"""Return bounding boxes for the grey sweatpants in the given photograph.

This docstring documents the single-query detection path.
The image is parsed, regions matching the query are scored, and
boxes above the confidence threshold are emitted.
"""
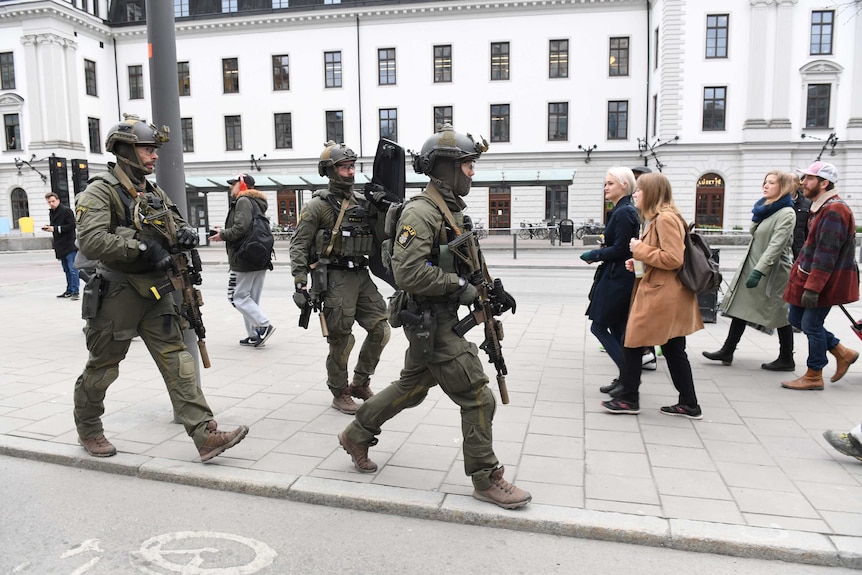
[228,269,270,338]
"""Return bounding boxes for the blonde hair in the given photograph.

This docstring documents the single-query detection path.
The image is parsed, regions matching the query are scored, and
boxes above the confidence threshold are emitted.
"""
[606,167,637,196]
[763,170,795,204]
[634,172,683,222]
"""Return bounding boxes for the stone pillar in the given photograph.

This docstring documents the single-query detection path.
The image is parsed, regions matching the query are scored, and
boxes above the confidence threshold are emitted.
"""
[743,0,772,131]
[768,0,797,130]
[846,2,862,138]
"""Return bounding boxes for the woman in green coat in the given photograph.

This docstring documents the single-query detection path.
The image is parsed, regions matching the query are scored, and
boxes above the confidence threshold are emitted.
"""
[703,171,797,370]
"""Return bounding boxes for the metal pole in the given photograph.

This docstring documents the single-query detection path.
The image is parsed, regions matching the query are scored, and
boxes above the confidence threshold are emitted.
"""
[146,2,203,420]
[512,232,517,260]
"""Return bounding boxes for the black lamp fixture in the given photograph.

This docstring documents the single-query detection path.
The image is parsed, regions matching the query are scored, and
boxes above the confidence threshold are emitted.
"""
[636,136,679,172]
[801,132,839,161]
[14,154,48,183]
[250,153,267,172]
[577,144,597,163]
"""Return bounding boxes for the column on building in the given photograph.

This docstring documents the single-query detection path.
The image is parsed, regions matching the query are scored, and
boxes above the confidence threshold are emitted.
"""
[743,0,771,131]
[767,0,797,131]
[846,1,862,138]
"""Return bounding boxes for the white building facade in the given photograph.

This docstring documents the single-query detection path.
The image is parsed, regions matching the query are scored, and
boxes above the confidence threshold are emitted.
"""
[0,0,859,235]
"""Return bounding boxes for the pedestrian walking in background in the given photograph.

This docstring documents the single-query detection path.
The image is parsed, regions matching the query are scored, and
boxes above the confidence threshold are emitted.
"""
[581,167,639,396]
[781,162,860,390]
[43,192,80,300]
[702,171,797,371]
[337,125,530,510]
[210,174,276,348]
[289,141,390,414]
[601,172,704,419]
[73,114,248,461]
[790,173,812,260]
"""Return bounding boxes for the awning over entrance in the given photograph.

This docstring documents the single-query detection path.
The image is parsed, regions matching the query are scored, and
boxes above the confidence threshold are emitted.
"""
[180,168,576,192]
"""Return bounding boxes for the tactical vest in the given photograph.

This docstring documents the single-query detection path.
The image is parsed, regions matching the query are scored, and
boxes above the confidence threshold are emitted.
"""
[314,193,375,263]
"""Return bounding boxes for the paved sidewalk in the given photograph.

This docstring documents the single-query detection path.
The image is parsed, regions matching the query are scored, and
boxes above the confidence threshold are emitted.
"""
[1,247,861,568]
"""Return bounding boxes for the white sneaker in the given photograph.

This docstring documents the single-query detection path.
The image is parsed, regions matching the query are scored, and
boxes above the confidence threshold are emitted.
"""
[642,351,657,370]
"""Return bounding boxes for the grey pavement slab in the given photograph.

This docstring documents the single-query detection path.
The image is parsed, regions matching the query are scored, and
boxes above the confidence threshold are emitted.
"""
[1,247,861,568]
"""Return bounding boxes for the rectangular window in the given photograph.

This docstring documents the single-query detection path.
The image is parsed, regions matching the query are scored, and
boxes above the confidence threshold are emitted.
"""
[0,52,15,90]
[433,45,452,83]
[654,27,659,70]
[607,100,628,140]
[490,42,510,81]
[379,108,397,141]
[548,102,568,141]
[4,113,21,150]
[87,117,100,153]
[378,48,396,85]
[225,115,242,150]
[181,117,194,153]
[126,1,143,22]
[806,84,831,128]
[274,113,293,149]
[609,37,629,76]
[84,59,97,96]
[652,94,658,137]
[222,58,239,94]
[273,54,289,91]
[434,106,453,130]
[178,61,190,96]
[324,51,342,88]
[174,0,189,17]
[549,39,568,79]
[128,65,144,99]
[273,0,289,7]
[810,10,834,55]
[702,86,727,131]
[705,14,729,58]
[326,110,344,143]
[490,104,510,143]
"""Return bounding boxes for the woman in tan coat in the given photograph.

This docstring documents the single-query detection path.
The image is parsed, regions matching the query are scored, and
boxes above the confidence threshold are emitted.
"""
[602,173,705,418]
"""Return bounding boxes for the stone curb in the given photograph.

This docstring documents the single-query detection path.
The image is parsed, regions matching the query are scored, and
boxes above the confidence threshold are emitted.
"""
[2,435,858,569]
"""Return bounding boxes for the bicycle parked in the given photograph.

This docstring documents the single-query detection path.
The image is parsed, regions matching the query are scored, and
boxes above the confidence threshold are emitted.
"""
[518,221,549,240]
[574,220,605,240]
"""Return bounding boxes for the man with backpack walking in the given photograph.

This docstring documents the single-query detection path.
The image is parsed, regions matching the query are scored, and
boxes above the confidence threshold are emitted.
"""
[211,173,276,348]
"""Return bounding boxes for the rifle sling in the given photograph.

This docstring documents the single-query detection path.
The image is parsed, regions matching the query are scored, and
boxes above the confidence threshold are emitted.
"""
[324,198,351,257]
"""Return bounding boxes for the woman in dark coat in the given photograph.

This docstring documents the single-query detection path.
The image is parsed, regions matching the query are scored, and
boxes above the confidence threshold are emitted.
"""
[581,167,640,392]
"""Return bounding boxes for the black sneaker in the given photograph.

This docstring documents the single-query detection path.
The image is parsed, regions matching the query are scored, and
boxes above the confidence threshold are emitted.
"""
[69,293,80,301]
[254,325,275,348]
[601,399,640,414]
[599,379,619,394]
[57,292,71,298]
[660,403,703,419]
[239,337,259,347]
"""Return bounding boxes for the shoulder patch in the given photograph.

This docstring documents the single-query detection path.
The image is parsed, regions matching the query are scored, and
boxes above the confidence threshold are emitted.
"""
[395,225,416,249]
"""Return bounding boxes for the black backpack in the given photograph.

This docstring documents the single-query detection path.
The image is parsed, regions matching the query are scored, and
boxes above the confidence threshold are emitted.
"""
[235,199,274,270]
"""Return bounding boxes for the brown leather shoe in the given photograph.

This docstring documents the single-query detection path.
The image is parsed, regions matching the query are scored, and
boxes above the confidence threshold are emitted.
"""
[331,387,359,414]
[829,343,859,382]
[348,377,375,401]
[199,424,249,462]
[781,368,824,390]
[472,466,532,510]
[79,434,117,457]
[337,431,377,473]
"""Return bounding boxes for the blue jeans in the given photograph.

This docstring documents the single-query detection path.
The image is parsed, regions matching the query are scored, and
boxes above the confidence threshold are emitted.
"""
[788,304,839,370]
[590,321,626,369]
[61,251,80,295]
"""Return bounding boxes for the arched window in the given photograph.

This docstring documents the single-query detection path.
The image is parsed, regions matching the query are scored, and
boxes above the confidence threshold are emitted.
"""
[695,173,724,230]
[11,188,29,228]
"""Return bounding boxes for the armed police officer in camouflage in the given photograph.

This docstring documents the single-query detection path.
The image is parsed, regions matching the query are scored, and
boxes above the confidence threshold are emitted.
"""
[73,114,248,462]
[338,125,530,510]
[290,141,391,414]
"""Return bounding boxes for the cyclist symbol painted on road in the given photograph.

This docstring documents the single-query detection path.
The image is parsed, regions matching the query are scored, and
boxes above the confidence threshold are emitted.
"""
[130,531,276,574]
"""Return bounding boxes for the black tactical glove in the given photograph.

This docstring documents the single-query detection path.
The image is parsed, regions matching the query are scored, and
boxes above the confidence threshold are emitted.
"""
[138,240,172,271]
[363,183,391,211]
[177,226,199,250]
[490,278,517,315]
[293,282,310,309]
[452,278,478,306]
[801,289,820,308]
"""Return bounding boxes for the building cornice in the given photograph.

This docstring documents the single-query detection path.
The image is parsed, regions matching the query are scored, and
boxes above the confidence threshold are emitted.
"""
[0,1,111,39]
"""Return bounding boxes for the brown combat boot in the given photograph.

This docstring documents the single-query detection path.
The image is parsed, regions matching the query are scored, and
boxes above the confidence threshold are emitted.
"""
[331,387,359,414]
[337,431,377,473]
[198,424,249,462]
[79,434,117,457]
[472,466,532,510]
[781,368,824,391]
[348,376,375,401]
[829,343,859,382]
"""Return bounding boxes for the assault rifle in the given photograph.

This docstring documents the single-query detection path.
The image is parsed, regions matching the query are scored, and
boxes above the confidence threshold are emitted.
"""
[135,197,211,368]
[450,231,514,405]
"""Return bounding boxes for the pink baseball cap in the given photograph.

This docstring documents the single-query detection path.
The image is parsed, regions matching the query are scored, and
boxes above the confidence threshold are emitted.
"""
[797,161,838,184]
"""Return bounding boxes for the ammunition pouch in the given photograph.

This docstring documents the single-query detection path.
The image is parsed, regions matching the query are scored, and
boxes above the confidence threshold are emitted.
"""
[387,289,409,328]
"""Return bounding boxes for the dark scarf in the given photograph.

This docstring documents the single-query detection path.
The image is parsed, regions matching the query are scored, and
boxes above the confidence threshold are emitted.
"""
[751,194,793,223]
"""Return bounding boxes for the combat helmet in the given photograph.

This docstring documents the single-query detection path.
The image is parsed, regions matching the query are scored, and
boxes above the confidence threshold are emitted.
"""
[413,124,488,196]
[105,113,170,178]
[318,140,358,190]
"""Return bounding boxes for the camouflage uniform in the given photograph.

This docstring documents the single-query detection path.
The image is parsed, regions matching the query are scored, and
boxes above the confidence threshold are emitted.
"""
[73,165,214,450]
[290,184,391,404]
